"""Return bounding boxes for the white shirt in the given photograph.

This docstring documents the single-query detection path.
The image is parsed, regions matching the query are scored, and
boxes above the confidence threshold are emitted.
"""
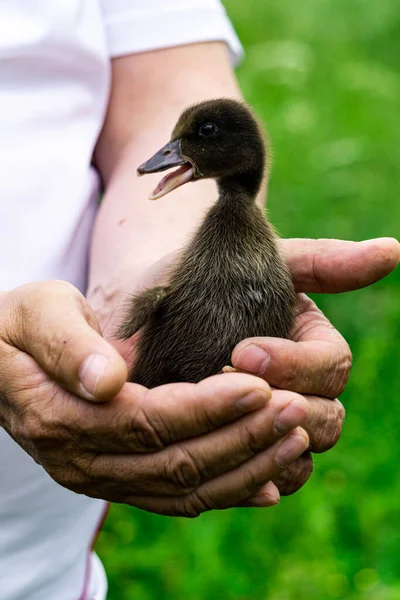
[0,1,240,599]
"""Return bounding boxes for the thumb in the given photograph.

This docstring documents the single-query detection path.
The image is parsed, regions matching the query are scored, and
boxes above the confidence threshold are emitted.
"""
[2,281,128,402]
[281,237,400,293]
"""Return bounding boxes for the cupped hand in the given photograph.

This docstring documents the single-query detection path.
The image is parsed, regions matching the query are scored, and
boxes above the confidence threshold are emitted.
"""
[0,280,311,515]
[231,237,400,496]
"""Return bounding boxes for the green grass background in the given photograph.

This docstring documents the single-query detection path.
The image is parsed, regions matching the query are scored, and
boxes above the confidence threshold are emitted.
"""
[96,1,400,598]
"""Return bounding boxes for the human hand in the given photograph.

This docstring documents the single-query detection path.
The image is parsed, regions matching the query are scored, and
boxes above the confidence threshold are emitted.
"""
[230,237,400,496]
[0,280,312,515]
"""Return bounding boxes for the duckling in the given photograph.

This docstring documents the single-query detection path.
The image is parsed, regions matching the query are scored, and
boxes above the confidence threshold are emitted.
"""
[118,99,297,388]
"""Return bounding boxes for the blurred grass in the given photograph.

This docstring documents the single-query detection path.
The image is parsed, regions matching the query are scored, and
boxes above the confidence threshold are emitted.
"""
[96,1,400,598]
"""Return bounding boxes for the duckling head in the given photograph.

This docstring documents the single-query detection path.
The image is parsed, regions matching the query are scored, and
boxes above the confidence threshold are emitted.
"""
[137,98,266,200]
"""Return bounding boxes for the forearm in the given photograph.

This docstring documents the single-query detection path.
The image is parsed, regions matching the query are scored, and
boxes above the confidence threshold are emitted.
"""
[88,43,263,332]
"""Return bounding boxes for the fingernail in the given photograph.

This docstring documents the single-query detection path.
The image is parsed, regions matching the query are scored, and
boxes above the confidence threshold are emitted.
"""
[236,389,269,413]
[275,432,309,468]
[248,494,280,507]
[361,237,388,244]
[249,488,280,507]
[79,354,110,399]
[274,399,308,435]
[234,344,270,375]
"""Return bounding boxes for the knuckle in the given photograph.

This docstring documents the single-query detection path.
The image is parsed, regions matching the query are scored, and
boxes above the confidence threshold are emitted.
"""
[164,446,202,493]
[243,423,265,456]
[331,349,352,397]
[300,343,352,399]
[274,453,314,496]
[22,414,44,442]
[178,491,211,518]
[41,280,81,300]
[199,404,219,432]
[22,442,87,493]
[9,280,84,354]
[58,453,108,494]
[311,400,345,453]
[176,503,201,519]
[242,464,268,493]
[130,407,166,452]
[16,281,76,313]
[17,399,72,451]
[51,464,86,492]
[22,412,62,448]
[71,453,97,480]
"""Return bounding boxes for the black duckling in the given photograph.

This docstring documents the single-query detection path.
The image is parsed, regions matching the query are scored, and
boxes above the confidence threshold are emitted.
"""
[118,98,297,388]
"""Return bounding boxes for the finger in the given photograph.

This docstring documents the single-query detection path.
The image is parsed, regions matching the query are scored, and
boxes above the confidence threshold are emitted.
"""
[271,397,345,493]
[281,237,400,293]
[46,373,272,454]
[272,452,314,496]
[231,296,352,397]
[3,281,127,402]
[238,481,281,507]
[78,390,309,495]
[118,428,309,516]
[303,396,345,453]
[141,373,272,446]
[270,397,345,498]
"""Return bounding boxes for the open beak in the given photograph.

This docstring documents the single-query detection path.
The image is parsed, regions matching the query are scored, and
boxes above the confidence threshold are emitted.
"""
[137,140,195,200]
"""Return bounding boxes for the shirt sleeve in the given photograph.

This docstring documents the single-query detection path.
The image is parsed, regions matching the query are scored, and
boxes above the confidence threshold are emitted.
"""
[99,0,243,65]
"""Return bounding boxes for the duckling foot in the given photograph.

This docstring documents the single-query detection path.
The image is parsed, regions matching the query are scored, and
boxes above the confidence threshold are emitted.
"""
[222,365,237,374]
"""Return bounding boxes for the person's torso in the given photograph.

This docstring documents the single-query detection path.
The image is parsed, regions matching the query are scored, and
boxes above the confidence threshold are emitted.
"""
[0,2,110,598]
[0,0,109,291]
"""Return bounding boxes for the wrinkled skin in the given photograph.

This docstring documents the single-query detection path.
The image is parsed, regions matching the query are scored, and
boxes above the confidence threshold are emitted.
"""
[0,238,397,516]
[0,281,309,515]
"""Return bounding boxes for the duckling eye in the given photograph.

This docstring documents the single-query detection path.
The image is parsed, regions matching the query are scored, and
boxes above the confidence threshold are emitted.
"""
[199,123,217,137]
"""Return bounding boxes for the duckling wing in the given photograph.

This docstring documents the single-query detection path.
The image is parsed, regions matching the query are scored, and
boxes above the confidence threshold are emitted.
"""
[117,285,168,339]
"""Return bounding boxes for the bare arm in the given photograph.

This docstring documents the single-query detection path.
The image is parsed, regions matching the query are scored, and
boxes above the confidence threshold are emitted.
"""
[89,42,245,331]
